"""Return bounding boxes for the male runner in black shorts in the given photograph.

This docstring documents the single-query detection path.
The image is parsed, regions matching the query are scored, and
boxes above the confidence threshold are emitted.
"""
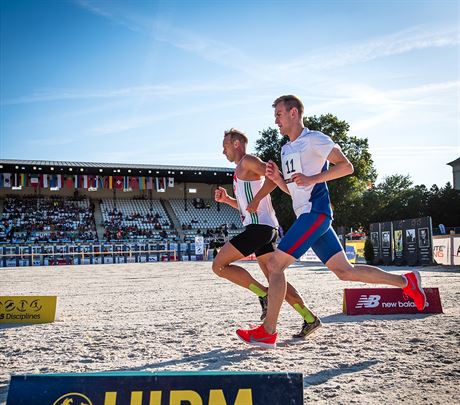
[212,128,321,338]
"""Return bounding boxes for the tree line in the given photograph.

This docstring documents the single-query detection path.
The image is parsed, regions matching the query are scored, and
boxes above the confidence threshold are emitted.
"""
[254,114,460,233]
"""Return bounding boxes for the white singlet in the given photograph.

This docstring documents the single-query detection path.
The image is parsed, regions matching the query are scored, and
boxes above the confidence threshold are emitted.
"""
[281,128,335,217]
[233,175,279,228]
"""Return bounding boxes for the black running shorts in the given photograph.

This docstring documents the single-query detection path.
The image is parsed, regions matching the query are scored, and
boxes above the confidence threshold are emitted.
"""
[230,224,278,258]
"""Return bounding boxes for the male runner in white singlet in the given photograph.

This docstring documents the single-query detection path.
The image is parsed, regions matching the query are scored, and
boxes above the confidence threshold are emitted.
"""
[212,128,321,338]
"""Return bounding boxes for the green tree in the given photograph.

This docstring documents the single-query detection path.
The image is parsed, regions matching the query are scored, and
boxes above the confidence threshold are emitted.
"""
[358,176,459,231]
[303,114,377,228]
[426,182,460,227]
[358,174,422,229]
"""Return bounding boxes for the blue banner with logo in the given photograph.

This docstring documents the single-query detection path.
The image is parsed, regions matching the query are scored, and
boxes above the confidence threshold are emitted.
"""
[7,371,303,405]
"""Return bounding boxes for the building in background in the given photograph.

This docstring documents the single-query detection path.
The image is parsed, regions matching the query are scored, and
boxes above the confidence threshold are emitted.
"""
[447,157,460,190]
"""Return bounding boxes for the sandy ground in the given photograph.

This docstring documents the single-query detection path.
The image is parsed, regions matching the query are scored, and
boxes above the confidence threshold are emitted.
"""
[1,261,459,404]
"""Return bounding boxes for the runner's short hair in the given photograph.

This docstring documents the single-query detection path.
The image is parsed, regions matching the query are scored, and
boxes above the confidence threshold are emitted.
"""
[272,95,304,116]
[224,128,248,145]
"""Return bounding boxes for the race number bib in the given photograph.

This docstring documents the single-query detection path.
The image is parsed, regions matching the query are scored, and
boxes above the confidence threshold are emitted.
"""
[281,152,302,182]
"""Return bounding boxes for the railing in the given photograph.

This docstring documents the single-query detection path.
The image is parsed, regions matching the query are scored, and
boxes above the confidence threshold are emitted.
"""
[0,249,179,267]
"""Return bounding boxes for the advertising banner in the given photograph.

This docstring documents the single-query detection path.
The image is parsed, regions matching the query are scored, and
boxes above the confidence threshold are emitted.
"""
[346,240,365,263]
[299,248,321,262]
[403,219,418,266]
[453,237,460,265]
[194,236,204,260]
[0,296,58,324]
[417,217,433,265]
[433,237,451,265]
[392,220,404,265]
[7,371,304,405]
[380,222,393,265]
[369,222,381,265]
[343,288,442,315]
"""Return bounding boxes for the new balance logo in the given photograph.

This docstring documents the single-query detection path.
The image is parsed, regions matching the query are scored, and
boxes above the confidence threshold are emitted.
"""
[355,294,381,308]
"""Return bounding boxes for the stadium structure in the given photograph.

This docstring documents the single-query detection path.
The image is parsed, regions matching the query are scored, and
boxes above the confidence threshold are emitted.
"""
[0,159,243,267]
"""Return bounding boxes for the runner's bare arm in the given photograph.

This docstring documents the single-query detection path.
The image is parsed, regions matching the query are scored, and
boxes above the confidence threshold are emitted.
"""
[214,186,239,209]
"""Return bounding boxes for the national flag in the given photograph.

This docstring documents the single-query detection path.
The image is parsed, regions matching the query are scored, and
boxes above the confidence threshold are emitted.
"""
[114,176,123,189]
[138,176,145,191]
[123,176,130,190]
[13,173,19,187]
[65,175,73,189]
[168,177,174,188]
[155,177,166,192]
[146,177,153,190]
[30,174,39,188]
[3,173,11,188]
[91,176,98,189]
[129,176,138,190]
[41,174,48,188]
[82,175,88,189]
[98,176,104,189]
[57,174,62,189]
[108,176,113,189]
[49,175,57,188]
[20,174,28,187]
[88,175,95,189]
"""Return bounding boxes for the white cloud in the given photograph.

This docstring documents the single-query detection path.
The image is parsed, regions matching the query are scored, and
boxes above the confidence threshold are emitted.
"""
[292,26,460,70]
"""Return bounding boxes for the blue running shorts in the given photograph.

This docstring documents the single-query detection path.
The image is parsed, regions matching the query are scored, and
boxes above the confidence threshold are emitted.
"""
[278,212,343,263]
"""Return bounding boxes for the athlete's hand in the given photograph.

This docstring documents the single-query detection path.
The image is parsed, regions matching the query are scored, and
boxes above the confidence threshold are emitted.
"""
[246,198,260,213]
[214,187,228,202]
[291,173,316,187]
[266,160,282,183]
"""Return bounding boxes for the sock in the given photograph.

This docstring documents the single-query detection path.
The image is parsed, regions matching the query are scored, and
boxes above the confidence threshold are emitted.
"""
[248,283,267,298]
[402,274,408,288]
[293,303,316,323]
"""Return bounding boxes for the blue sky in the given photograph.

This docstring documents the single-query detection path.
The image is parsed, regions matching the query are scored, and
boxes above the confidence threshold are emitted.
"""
[1,0,458,187]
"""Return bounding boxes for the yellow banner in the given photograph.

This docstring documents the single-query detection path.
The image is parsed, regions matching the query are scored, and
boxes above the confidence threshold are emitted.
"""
[0,296,57,324]
[346,240,366,264]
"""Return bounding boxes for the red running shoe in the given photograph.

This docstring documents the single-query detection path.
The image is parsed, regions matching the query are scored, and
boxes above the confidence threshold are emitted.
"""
[402,271,426,310]
[236,324,277,349]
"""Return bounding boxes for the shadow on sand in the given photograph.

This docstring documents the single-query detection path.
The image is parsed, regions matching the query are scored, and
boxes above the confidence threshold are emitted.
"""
[110,347,256,372]
[320,312,436,324]
[303,359,380,386]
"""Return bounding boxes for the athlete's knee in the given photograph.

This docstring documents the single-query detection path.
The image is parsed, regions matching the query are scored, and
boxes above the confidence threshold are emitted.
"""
[211,259,227,276]
[265,257,283,276]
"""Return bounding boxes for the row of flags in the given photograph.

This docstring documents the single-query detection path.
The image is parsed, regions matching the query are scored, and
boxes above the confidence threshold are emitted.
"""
[0,173,174,192]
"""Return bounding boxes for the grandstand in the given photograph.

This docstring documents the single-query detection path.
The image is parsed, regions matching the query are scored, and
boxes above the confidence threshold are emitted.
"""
[0,159,244,266]
[170,198,242,242]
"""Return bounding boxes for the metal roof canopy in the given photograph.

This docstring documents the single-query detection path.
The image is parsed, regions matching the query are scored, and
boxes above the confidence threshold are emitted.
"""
[0,159,234,185]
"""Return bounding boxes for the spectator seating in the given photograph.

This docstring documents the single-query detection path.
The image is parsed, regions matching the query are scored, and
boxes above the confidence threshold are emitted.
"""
[100,198,177,242]
[0,196,97,243]
[169,198,243,242]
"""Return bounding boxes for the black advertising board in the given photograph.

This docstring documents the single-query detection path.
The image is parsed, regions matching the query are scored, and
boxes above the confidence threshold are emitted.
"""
[403,218,418,266]
[380,221,393,265]
[392,220,404,266]
[369,222,381,265]
[416,217,433,265]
